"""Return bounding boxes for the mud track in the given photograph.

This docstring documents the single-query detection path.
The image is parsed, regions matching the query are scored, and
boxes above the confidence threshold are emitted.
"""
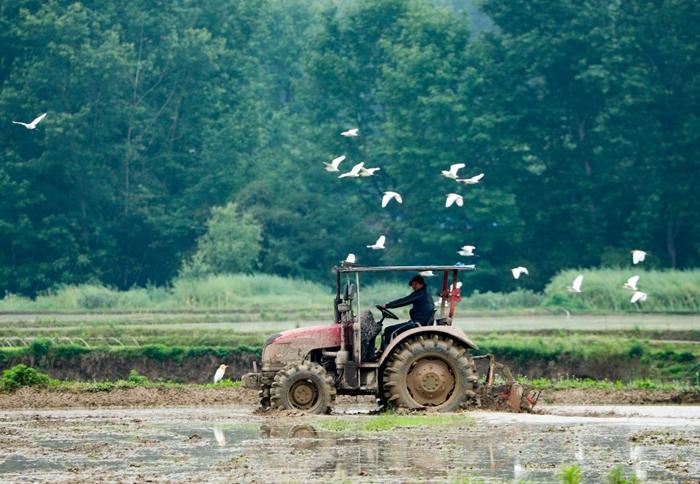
[1,386,699,410]
[1,404,699,482]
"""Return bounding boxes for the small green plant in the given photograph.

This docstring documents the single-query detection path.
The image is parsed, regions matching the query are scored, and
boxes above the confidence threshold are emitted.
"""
[319,412,473,433]
[0,364,51,392]
[558,464,583,484]
[127,370,149,385]
[607,465,639,484]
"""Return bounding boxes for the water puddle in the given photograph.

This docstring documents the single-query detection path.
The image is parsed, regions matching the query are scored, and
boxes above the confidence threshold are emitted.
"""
[1,406,698,482]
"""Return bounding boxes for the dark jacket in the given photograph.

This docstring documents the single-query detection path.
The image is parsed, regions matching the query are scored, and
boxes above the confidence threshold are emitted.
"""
[385,286,435,324]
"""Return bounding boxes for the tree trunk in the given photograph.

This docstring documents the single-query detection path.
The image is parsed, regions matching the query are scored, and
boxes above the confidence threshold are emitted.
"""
[666,220,677,268]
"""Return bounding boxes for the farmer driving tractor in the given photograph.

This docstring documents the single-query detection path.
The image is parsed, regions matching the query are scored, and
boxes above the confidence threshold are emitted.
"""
[378,274,435,349]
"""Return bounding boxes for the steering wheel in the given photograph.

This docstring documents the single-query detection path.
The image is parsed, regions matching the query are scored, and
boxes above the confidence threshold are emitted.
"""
[376,305,399,320]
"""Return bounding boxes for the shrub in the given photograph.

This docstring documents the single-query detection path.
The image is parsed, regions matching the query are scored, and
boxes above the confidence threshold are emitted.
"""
[559,464,583,484]
[0,364,51,392]
[127,370,149,385]
[607,465,639,484]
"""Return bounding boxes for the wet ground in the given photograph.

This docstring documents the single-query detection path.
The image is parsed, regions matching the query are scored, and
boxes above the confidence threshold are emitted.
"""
[1,404,699,482]
[2,312,698,333]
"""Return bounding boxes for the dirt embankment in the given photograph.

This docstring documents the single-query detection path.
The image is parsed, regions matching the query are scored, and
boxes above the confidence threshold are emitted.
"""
[3,351,258,384]
[1,386,698,410]
[0,386,260,410]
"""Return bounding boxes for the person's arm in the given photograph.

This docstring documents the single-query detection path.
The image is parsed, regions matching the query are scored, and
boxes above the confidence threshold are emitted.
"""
[385,290,421,309]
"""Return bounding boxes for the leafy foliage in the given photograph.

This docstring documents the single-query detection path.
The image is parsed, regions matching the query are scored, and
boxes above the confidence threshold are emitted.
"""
[0,364,51,392]
[0,0,697,296]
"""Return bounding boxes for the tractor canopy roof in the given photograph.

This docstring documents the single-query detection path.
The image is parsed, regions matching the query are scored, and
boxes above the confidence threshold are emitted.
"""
[335,264,476,273]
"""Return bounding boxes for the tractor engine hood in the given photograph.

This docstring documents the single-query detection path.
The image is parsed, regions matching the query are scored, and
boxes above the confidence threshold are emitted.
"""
[262,324,341,371]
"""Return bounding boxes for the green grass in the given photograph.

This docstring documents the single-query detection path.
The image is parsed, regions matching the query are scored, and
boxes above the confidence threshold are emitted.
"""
[318,412,474,432]
[519,376,699,392]
[0,274,333,313]
[0,363,244,393]
[2,331,698,384]
[544,268,700,313]
[558,464,583,484]
[1,269,697,315]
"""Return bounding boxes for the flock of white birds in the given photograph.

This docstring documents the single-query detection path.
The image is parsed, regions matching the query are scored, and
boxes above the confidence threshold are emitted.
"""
[330,127,651,306]
[11,115,651,383]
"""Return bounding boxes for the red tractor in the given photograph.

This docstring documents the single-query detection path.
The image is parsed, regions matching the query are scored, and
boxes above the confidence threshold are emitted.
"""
[242,264,537,414]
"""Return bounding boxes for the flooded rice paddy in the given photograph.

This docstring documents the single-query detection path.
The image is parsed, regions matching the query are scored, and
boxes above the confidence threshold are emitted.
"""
[1,405,699,482]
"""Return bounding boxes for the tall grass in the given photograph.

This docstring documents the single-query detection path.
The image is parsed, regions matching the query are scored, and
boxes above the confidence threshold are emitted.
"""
[544,268,700,313]
[0,274,333,312]
[1,269,698,314]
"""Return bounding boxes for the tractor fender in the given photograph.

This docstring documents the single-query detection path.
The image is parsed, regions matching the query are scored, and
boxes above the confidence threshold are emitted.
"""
[377,325,479,367]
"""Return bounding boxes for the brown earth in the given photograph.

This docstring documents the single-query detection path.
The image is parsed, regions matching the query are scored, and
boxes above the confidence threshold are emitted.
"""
[1,386,698,410]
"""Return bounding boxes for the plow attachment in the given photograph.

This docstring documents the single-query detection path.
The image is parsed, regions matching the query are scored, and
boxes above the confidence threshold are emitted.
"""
[472,354,540,413]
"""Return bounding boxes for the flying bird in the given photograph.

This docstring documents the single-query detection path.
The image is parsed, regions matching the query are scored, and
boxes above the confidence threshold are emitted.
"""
[631,250,646,265]
[213,364,228,383]
[338,162,365,178]
[456,173,484,185]
[445,193,464,208]
[359,166,381,177]
[630,290,647,303]
[457,245,475,257]
[568,274,584,293]
[511,267,529,279]
[623,275,640,291]
[341,128,359,137]
[441,163,465,180]
[382,191,402,208]
[367,235,386,250]
[345,253,356,264]
[419,270,435,277]
[12,112,46,130]
[324,155,346,172]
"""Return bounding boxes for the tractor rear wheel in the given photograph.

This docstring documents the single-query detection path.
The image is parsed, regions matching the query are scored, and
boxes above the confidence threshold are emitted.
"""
[382,335,478,412]
[270,362,336,414]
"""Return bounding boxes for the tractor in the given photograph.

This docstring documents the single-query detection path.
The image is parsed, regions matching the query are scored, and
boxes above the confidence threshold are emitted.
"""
[242,264,538,414]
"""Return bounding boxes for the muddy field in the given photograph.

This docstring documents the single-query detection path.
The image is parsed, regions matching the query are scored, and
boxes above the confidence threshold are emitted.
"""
[1,399,700,482]
[1,386,699,411]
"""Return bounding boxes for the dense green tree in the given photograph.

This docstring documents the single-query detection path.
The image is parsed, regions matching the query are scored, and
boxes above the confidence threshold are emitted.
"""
[180,202,262,277]
[0,0,697,296]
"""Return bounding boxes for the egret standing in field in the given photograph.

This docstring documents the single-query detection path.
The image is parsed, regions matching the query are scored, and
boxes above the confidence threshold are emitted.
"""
[341,128,359,137]
[213,364,228,383]
[367,235,386,250]
[441,163,465,180]
[511,267,529,279]
[631,250,647,264]
[12,112,46,130]
[324,155,346,172]
[382,191,402,208]
[568,274,584,293]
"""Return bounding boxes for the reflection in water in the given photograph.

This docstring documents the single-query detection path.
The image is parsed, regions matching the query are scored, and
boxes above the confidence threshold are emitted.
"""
[212,427,226,446]
[1,408,699,482]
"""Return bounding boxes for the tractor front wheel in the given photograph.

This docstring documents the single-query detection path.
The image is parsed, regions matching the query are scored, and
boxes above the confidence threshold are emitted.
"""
[382,335,478,412]
[270,362,336,414]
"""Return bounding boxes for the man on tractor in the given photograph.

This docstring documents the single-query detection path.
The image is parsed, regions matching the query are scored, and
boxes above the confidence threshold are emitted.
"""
[378,274,435,349]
